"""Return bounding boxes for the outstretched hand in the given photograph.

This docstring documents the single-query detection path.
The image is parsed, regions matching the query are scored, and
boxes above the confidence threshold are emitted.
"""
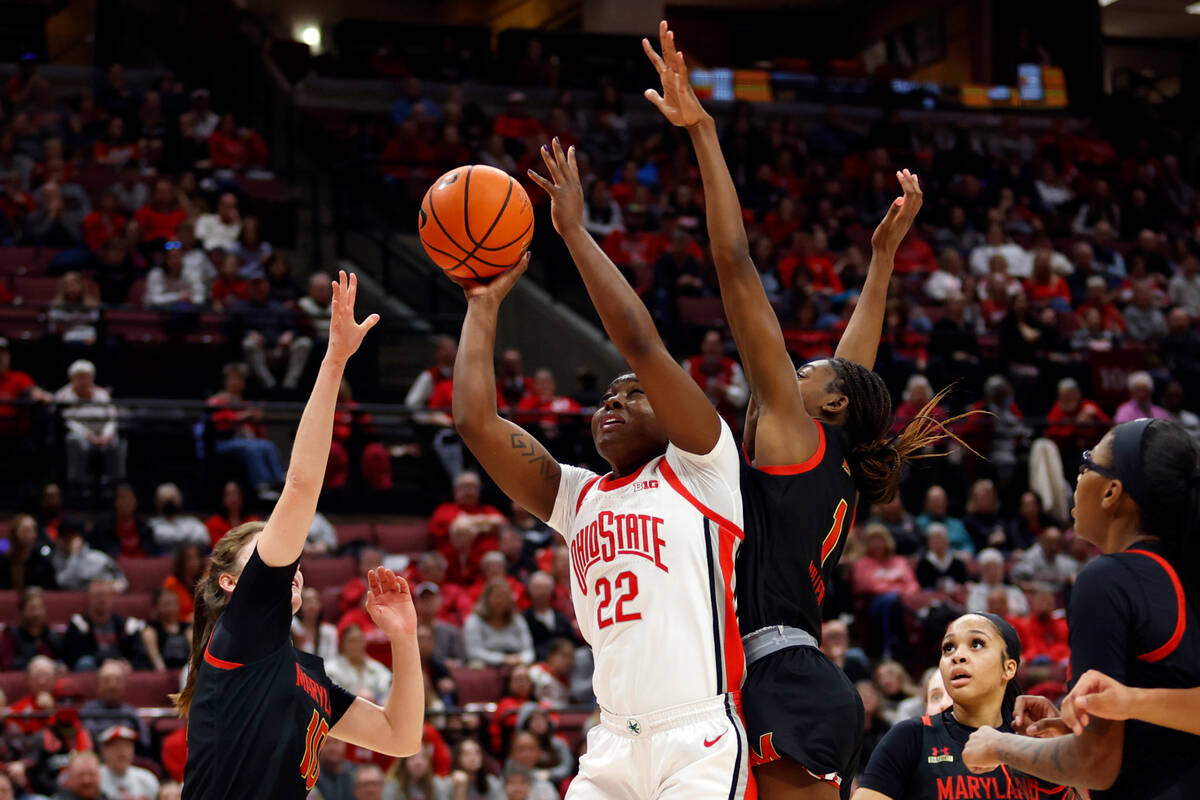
[364,567,417,641]
[528,138,585,237]
[326,270,381,366]
[871,169,923,255]
[453,251,532,308]
[1060,670,1135,735]
[643,21,709,129]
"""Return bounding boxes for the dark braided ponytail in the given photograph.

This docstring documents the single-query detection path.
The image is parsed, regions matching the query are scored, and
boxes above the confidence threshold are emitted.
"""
[828,358,981,504]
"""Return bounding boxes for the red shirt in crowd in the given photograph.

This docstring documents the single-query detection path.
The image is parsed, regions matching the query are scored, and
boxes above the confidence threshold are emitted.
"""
[93,140,139,165]
[493,114,545,141]
[600,229,668,268]
[428,501,506,544]
[515,394,582,426]
[0,368,36,435]
[208,129,269,169]
[209,276,249,308]
[206,392,267,439]
[1044,400,1111,450]
[1023,275,1071,305]
[1010,612,1071,665]
[133,204,188,242]
[81,210,127,253]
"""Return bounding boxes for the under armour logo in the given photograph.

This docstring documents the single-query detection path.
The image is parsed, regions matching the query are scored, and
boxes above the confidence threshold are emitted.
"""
[628,720,641,735]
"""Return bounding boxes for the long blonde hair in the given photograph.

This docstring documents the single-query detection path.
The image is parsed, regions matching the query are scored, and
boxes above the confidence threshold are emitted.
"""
[172,521,265,715]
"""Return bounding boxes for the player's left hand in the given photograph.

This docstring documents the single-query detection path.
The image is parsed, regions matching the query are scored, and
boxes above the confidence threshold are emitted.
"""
[1061,670,1135,735]
[962,726,1003,774]
[643,21,710,129]
[870,169,923,256]
[528,138,585,236]
[325,270,380,367]
[365,567,417,640]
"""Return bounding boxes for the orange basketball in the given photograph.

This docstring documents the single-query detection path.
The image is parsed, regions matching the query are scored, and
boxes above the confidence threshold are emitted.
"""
[418,165,534,281]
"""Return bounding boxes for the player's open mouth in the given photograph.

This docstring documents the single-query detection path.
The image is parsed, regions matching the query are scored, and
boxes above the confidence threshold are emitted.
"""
[949,670,971,687]
[600,415,625,429]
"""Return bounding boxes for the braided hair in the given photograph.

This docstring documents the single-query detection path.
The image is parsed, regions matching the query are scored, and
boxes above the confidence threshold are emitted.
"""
[827,358,979,505]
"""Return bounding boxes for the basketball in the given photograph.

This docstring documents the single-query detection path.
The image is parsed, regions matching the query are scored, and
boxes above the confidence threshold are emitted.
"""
[418,165,534,281]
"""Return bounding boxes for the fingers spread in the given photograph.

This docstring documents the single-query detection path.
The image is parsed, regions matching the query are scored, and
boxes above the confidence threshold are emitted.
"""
[567,145,579,177]
[642,38,665,72]
[539,146,562,183]
[527,169,552,192]
[644,89,668,112]
[360,313,380,332]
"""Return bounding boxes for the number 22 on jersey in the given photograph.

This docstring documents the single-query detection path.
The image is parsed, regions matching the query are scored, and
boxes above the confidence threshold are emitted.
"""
[595,570,642,628]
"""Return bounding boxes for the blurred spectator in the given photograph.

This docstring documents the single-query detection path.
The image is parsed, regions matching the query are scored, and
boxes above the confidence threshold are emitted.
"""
[969,224,1031,278]
[523,572,575,660]
[264,253,301,304]
[298,271,333,338]
[207,249,247,312]
[91,483,156,558]
[1122,280,1167,341]
[133,180,188,244]
[39,482,65,540]
[328,379,393,492]
[144,242,205,308]
[582,179,623,239]
[207,113,269,171]
[491,665,536,753]
[81,187,126,254]
[48,272,100,350]
[305,510,339,556]
[325,624,392,704]
[1044,378,1110,460]
[867,496,922,556]
[0,514,56,590]
[413,581,466,665]
[1023,250,1071,307]
[391,77,441,125]
[962,479,1008,551]
[820,618,870,682]
[430,471,506,550]
[0,587,60,669]
[515,707,574,785]
[914,486,973,555]
[98,725,159,800]
[1168,255,1200,317]
[232,216,271,275]
[965,548,1028,616]
[80,658,149,749]
[447,738,501,800]
[497,350,534,410]
[26,179,88,246]
[464,578,534,667]
[92,118,138,167]
[914,523,967,592]
[515,369,582,443]
[110,163,148,217]
[964,375,1031,489]
[147,483,207,553]
[48,751,102,800]
[499,522,538,581]
[1009,583,1070,667]
[856,680,891,773]
[204,480,261,548]
[292,586,339,662]
[226,272,311,391]
[55,360,125,496]
[176,220,213,285]
[1162,379,1200,440]
[194,193,241,251]
[680,330,749,416]
[1010,527,1080,592]
[52,517,126,591]
[162,544,202,623]
[874,661,919,726]
[529,639,574,708]
[10,654,58,735]
[314,737,354,800]
[924,249,965,302]
[503,733,559,800]
[206,362,286,497]
[417,624,456,710]
[1113,370,1169,423]
[141,587,191,671]
[179,89,219,149]
[850,525,919,658]
[62,578,146,670]
[442,524,484,590]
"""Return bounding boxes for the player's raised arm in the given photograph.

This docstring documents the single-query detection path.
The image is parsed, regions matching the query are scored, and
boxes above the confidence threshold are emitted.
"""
[528,139,720,456]
[258,270,378,567]
[836,170,923,369]
[451,255,563,522]
[643,22,812,465]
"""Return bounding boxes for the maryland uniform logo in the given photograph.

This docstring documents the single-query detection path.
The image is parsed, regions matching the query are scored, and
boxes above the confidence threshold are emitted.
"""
[928,746,954,764]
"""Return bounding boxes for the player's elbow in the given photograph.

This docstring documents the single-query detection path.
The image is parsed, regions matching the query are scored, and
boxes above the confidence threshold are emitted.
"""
[1083,749,1121,790]
[389,726,424,758]
[712,243,755,275]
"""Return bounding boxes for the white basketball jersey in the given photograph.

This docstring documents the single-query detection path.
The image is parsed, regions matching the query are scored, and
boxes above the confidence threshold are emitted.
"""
[548,421,745,717]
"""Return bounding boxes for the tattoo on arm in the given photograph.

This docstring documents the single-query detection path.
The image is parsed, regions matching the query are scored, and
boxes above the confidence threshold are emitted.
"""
[994,731,1094,788]
[509,433,557,481]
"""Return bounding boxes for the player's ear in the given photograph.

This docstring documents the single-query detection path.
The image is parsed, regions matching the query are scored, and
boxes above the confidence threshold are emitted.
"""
[821,393,848,417]
[217,572,238,595]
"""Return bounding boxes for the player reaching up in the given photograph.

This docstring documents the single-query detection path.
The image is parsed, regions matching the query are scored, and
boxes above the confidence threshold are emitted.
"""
[453,140,750,800]
[178,272,424,800]
[644,22,971,800]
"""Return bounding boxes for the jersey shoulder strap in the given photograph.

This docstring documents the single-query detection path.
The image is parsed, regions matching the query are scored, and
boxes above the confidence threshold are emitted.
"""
[576,475,602,513]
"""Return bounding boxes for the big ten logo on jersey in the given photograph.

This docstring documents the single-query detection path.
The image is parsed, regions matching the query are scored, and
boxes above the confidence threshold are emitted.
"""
[632,479,658,491]
[570,510,669,594]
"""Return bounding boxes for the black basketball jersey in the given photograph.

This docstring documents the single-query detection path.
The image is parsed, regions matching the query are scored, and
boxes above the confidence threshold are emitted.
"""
[859,709,1079,800]
[736,422,856,638]
[1067,541,1200,800]
[183,550,355,800]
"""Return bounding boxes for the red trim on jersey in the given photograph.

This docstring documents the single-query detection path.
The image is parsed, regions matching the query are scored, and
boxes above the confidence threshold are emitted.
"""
[718,523,744,691]
[203,639,243,670]
[1130,549,1187,663]
[921,715,932,727]
[596,462,650,492]
[819,498,850,567]
[755,423,827,475]
[575,476,602,513]
[658,459,744,541]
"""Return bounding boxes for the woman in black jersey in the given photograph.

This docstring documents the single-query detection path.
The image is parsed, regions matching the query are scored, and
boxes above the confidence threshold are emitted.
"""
[854,612,1078,800]
[643,22,970,800]
[176,271,425,800]
[963,419,1200,800]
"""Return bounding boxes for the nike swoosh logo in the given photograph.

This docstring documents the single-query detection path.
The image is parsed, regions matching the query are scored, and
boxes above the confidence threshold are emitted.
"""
[704,732,727,748]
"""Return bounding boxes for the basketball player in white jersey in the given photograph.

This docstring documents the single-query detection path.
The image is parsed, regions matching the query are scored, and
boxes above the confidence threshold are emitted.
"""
[452,139,750,800]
